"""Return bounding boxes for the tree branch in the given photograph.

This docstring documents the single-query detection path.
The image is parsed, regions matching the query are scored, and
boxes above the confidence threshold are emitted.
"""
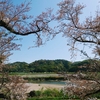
[0,20,41,36]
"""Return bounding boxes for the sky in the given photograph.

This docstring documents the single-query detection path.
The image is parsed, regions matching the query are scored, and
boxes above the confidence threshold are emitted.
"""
[9,0,100,63]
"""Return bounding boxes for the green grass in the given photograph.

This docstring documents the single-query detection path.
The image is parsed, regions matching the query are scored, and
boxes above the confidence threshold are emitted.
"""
[28,97,73,100]
[27,88,79,100]
[9,72,60,77]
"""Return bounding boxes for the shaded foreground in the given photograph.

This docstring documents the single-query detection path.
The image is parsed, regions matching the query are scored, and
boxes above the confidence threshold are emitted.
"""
[26,84,79,100]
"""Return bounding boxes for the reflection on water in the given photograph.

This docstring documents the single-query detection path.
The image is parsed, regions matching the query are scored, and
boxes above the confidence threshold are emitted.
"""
[39,81,66,85]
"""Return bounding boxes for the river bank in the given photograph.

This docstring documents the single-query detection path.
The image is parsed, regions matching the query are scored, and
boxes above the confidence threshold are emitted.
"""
[25,83,65,93]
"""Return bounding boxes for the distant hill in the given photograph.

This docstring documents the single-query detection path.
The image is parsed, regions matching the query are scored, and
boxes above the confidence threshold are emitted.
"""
[7,59,95,73]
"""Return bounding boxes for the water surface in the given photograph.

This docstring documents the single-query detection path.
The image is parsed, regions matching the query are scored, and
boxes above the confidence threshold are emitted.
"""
[39,81,66,85]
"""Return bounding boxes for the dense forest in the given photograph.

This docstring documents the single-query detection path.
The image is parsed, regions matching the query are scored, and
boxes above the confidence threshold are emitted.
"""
[7,59,97,73]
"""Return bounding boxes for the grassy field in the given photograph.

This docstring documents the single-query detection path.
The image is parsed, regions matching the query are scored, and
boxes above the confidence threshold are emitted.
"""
[9,72,66,79]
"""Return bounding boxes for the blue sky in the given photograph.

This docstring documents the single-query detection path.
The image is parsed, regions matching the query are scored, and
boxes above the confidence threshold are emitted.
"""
[9,0,100,63]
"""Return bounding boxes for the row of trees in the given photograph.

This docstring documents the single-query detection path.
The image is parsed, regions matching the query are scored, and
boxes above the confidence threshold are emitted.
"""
[8,59,70,72]
[8,59,95,73]
[0,0,100,99]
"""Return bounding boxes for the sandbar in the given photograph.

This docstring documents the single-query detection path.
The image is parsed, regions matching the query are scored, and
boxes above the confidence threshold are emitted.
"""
[25,83,64,93]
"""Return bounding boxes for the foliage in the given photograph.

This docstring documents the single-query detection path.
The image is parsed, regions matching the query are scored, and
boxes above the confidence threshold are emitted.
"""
[29,59,70,72]
[0,0,55,99]
[7,59,100,73]
[27,88,77,100]
[56,0,100,99]
[0,21,28,100]
[8,59,70,73]
[0,0,55,47]
[28,97,69,100]
[8,62,29,72]
[1,0,100,99]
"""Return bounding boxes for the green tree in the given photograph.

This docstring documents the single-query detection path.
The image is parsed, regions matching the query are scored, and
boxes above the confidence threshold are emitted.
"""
[8,62,29,72]
[28,60,70,72]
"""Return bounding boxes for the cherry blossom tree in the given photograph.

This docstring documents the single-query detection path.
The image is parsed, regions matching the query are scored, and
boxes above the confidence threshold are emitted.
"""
[1,0,100,99]
[57,0,100,59]
[0,0,55,99]
[0,0,55,46]
[56,0,100,99]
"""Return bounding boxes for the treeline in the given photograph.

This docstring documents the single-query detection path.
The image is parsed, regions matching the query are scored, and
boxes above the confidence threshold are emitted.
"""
[7,59,96,73]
